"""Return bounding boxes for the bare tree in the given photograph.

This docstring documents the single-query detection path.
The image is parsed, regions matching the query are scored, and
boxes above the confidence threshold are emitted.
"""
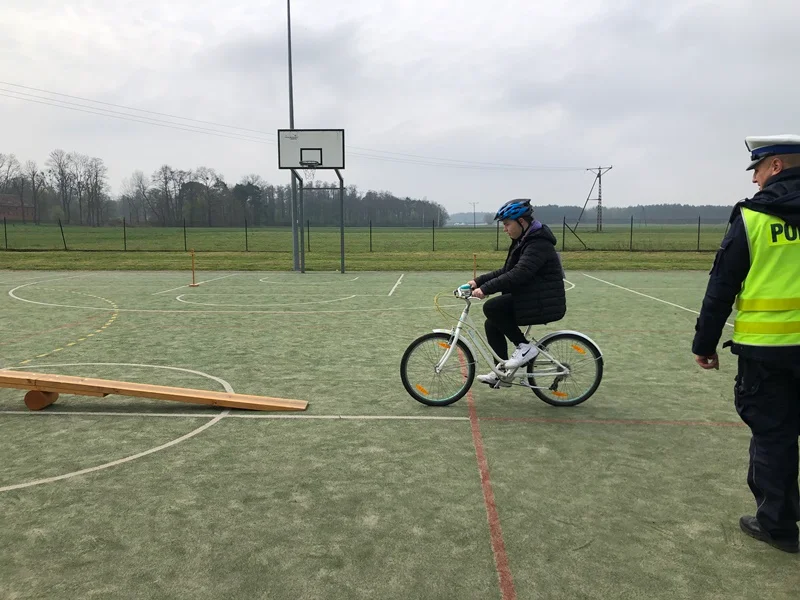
[67,152,89,224]
[25,161,45,224]
[0,153,21,194]
[84,157,108,226]
[130,170,161,225]
[151,165,174,226]
[125,171,150,224]
[170,168,192,225]
[46,149,73,222]
[195,167,218,227]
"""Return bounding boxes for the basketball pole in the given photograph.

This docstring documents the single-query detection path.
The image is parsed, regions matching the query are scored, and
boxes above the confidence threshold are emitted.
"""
[286,0,300,271]
[473,253,477,280]
[336,169,345,274]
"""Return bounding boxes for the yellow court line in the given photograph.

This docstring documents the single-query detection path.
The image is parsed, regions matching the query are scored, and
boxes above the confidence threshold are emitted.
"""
[16,291,120,366]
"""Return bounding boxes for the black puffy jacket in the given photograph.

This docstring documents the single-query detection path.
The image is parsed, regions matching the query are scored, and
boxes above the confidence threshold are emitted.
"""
[475,221,566,325]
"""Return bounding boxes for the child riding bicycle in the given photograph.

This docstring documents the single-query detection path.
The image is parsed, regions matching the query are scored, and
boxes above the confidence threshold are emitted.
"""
[468,199,566,388]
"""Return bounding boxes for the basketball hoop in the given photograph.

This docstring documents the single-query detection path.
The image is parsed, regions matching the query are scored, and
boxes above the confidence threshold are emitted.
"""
[300,160,319,186]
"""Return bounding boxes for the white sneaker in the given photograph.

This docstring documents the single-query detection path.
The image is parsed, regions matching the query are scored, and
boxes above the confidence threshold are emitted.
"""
[504,342,539,369]
[477,371,511,388]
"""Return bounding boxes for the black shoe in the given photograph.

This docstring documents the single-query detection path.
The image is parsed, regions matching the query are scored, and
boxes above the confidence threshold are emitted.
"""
[739,515,799,553]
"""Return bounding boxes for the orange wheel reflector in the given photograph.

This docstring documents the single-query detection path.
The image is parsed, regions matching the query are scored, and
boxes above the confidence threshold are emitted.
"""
[552,391,569,398]
[438,342,451,349]
[571,344,586,355]
[415,384,430,396]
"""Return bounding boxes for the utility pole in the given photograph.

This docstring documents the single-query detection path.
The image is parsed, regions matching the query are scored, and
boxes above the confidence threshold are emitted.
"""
[586,166,612,232]
[469,202,479,229]
[287,0,300,270]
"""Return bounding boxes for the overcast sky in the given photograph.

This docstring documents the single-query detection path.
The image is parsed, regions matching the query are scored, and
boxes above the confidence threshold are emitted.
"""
[2,0,798,214]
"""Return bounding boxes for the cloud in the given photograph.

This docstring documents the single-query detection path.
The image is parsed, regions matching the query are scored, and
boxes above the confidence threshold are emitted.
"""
[0,0,798,213]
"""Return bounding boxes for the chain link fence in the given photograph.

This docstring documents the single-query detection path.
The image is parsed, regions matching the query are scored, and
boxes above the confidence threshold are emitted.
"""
[2,216,729,253]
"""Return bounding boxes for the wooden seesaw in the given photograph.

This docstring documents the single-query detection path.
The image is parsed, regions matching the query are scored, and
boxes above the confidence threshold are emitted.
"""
[0,371,308,412]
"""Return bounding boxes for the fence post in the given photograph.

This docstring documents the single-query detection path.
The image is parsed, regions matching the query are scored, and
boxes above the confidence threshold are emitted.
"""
[630,215,633,251]
[123,217,127,251]
[496,220,499,251]
[3,217,7,250]
[245,218,249,252]
[562,216,566,252]
[58,219,68,250]
[183,219,188,252]
[697,215,701,251]
[432,219,435,251]
[369,219,373,252]
[307,219,310,252]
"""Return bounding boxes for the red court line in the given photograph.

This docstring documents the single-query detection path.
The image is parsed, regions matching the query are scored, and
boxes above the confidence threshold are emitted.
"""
[481,416,745,428]
[462,358,516,600]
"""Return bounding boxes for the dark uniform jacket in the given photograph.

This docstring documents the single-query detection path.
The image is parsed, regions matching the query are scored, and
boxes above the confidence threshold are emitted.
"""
[476,221,566,325]
[692,167,800,364]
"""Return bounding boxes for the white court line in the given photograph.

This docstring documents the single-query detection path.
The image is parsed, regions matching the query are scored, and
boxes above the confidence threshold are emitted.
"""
[0,362,231,493]
[564,279,576,291]
[8,285,462,315]
[389,274,404,296]
[151,273,239,295]
[582,273,734,328]
[0,413,227,493]
[0,411,469,421]
[175,294,357,308]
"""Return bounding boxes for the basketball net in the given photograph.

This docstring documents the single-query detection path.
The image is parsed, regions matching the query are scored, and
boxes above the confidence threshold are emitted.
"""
[300,161,318,186]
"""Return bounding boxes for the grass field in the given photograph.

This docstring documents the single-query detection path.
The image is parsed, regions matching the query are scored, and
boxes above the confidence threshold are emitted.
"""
[3,222,729,253]
[0,249,717,272]
[1,270,797,599]
[1,223,723,272]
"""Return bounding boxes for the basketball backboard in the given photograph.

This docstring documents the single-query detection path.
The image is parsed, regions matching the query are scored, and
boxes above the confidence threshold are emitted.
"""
[277,129,345,170]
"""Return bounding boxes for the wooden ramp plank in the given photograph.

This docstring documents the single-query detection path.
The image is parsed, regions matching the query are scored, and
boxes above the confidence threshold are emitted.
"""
[0,371,308,412]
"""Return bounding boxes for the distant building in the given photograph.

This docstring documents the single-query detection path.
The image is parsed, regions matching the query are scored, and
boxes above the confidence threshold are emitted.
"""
[0,193,33,221]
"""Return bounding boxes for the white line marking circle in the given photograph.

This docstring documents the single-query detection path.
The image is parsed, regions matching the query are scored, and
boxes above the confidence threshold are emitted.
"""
[175,294,357,308]
[9,280,461,315]
[0,362,233,493]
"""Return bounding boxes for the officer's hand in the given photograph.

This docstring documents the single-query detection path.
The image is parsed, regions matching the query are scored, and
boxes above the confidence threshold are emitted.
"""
[695,354,720,370]
[468,280,477,289]
[472,288,485,299]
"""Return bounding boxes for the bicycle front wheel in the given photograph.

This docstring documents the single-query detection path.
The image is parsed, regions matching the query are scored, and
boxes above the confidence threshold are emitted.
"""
[400,332,476,406]
[526,333,603,407]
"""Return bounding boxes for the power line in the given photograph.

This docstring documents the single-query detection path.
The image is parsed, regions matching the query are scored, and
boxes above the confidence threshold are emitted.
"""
[0,80,276,138]
[0,81,596,172]
[0,88,273,144]
[0,91,275,146]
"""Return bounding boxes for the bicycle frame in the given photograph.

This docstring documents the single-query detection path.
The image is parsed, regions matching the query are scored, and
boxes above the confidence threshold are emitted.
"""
[433,293,596,388]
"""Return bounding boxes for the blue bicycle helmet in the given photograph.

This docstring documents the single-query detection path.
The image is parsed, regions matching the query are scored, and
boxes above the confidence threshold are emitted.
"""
[494,199,533,221]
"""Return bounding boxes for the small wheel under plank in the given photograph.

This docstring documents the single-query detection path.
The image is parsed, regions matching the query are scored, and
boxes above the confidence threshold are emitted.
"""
[24,390,59,410]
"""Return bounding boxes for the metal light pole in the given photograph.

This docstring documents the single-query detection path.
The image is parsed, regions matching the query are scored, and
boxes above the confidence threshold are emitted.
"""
[469,202,479,228]
[287,0,300,270]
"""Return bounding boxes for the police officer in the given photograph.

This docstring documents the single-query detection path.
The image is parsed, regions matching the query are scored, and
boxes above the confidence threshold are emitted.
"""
[693,134,800,553]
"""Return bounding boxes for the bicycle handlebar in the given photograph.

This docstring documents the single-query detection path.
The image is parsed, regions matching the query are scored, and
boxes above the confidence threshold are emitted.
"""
[453,284,473,299]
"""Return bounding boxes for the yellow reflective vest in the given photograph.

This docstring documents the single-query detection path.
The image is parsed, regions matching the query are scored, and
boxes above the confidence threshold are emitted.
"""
[734,207,800,346]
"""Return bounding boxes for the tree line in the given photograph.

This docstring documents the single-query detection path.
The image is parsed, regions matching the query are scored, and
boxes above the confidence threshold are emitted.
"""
[0,149,450,228]
[450,203,736,226]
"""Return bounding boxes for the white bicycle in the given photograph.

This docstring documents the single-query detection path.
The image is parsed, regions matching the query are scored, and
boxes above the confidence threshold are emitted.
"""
[400,284,604,407]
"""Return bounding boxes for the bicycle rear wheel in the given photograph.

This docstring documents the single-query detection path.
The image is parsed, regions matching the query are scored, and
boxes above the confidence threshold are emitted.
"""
[400,332,476,406]
[526,333,603,407]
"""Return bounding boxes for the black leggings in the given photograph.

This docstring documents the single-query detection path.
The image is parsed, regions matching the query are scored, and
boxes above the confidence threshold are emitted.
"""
[482,294,528,361]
